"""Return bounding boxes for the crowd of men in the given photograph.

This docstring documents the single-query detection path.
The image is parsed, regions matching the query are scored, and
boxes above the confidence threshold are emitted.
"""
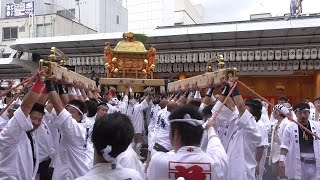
[0,70,319,180]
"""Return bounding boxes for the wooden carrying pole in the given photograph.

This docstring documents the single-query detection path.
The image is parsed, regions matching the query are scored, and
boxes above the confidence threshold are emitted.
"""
[238,80,320,140]
[99,78,165,86]
[0,76,34,98]
[39,47,97,90]
[0,89,24,116]
[205,81,238,128]
[167,68,236,92]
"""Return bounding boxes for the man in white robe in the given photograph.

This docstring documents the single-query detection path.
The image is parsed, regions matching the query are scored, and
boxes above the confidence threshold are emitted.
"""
[213,83,262,180]
[309,97,320,121]
[153,101,179,154]
[45,80,90,180]
[0,72,46,180]
[35,112,55,179]
[76,112,143,180]
[280,103,320,180]
[130,91,151,156]
[0,103,20,131]
[269,104,291,178]
[147,104,228,180]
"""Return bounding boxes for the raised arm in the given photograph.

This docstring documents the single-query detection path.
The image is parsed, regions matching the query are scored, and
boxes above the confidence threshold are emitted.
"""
[21,71,46,117]
[176,91,189,105]
[231,84,246,117]
[0,71,45,149]
[206,125,228,179]
[45,80,64,115]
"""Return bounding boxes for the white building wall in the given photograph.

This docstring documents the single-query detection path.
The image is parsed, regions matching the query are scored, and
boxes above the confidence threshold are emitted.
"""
[174,0,203,25]
[127,0,174,33]
[0,14,96,56]
[128,0,201,32]
[1,0,128,33]
[101,0,128,33]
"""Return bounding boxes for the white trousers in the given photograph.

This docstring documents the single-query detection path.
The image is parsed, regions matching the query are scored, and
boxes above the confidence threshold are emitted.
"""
[301,162,316,180]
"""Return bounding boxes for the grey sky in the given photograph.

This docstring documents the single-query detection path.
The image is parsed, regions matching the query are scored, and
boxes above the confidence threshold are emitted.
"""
[190,0,320,23]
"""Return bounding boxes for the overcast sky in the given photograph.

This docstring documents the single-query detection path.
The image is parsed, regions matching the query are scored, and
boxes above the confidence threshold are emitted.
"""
[190,0,320,23]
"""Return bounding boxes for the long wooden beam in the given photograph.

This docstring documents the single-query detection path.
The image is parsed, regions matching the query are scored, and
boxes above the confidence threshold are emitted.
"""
[40,60,97,90]
[168,68,237,92]
[99,78,165,86]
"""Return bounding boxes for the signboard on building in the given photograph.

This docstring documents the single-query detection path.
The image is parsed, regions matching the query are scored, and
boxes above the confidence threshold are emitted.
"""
[5,1,34,18]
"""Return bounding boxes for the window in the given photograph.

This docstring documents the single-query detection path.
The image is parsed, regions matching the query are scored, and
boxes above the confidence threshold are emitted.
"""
[19,26,25,32]
[57,9,76,20]
[116,15,120,24]
[36,24,53,37]
[14,0,23,3]
[3,27,18,40]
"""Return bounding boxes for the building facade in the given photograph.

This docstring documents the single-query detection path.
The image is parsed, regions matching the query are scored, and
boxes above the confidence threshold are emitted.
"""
[9,14,320,102]
[1,0,128,33]
[0,13,96,58]
[127,0,203,33]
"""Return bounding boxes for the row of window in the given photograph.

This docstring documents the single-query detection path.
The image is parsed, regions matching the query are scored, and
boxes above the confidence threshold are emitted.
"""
[2,24,53,40]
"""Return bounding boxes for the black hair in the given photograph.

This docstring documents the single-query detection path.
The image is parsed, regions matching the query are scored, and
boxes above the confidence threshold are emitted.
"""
[68,99,87,115]
[315,97,320,102]
[294,102,310,111]
[85,100,98,117]
[245,99,262,121]
[278,96,288,102]
[92,112,134,158]
[169,105,204,146]
[202,104,214,121]
[31,103,45,114]
[187,99,202,109]
[97,102,108,108]
[153,95,161,105]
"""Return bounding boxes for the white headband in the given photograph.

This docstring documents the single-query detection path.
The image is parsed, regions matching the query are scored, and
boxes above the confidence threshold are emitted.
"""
[170,114,204,127]
[101,145,116,165]
[295,108,310,112]
[97,103,108,109]
[65,104,84,115]
[274,104,289,115]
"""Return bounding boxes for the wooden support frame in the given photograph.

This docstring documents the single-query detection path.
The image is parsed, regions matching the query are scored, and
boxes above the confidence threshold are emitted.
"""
[39,47,96,90]
[168,68,237,92]
[40,60,97,90]
[99,78,165,86]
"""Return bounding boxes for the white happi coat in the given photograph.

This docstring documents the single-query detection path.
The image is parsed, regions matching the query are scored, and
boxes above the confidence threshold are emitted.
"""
[256,120,269,180]
[107,95,128,114]
[213,101,262,180]
[117,144,144,176]
[0,111,9,130]
[131,99,149,134]
[0,107,39,180]
[281,120,320,179]
[154,109,172,151]
[52,109,89,180]
[260,114,271,132]
[147,104,161,151]
[75,163,143,180]
[35,121,54,163]
[269,117,291,164]
[309,108,320,121]
[148,104,161,134]
[147,127,228,180]
[81,116,94,169]
[43,109,61,168]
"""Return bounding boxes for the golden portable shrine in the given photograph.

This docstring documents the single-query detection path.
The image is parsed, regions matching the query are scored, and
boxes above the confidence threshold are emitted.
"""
[99,32,165,92]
